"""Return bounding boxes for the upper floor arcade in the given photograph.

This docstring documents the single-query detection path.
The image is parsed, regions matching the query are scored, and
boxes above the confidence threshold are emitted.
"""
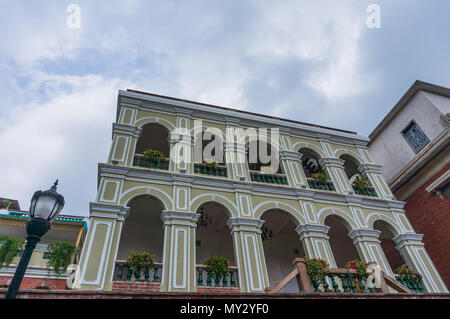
[104,89,393,202]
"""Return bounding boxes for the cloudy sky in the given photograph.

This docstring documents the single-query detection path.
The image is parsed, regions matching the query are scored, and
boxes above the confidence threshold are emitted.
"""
[0,0,449,217]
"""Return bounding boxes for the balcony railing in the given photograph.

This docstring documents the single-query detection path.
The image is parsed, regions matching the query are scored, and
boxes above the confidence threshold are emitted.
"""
[250,171,287,185]
[266,258,421,294]
[133,154,169,171]
[113,260,163,283]
[394,274,424,293]
[307,178,335,191]
[196,265,239,288]
[352,185,377,197]
[194,163,227,177]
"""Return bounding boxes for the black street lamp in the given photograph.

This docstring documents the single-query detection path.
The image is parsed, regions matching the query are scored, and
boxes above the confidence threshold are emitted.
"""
[5,180,65,299]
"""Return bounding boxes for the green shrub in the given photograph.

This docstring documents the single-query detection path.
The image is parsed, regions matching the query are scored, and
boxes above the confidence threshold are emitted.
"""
[142,149,165,161]
[47,242,78,276]
[304,257,329,283]
[0,237,24,268]
[127,251,154,273]
[312,172,328,185]
[204,256,230,279]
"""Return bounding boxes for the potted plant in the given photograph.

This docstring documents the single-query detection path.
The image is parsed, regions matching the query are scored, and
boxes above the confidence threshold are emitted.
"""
[345,259,369,280]
[204,255,230,284]
[311,172,328,185]
[46,242,78,276]
[394,266,420,283]
[203,158,219,167]
[0,236,25,268]
[142,149,165,161]
[353,176,370,190]
[127,251,154,279]
[304,257,329,289]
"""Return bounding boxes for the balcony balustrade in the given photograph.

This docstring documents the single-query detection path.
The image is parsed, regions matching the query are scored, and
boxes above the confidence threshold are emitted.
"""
[266,258,423,294]
[250,171,287,185]
[194,163,227,177]
[196,265,239,288]
[114,260,162,283]
[133,154,169,171]
[352,185,377,197]
[307,178,335,192]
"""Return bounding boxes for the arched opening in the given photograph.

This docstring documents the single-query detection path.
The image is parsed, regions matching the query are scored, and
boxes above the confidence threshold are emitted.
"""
[117,195,165,262]
[299,148,323,178]
[195,202,235,264]
[194,129,225,165]
[339,154,360,183]
[261,209,305,293]
[373,220,406,270]
[246,140,282,174]
[325,215,360,267]
[135,123,170,158]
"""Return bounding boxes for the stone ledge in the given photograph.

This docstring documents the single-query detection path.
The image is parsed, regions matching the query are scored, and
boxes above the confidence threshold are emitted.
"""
[0,289,449,299]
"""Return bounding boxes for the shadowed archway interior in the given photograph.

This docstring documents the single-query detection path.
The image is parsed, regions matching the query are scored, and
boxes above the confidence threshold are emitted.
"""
[374,220,406,270]
[117,195,164,262]
[325,215,360,267]
[261,209,305,293]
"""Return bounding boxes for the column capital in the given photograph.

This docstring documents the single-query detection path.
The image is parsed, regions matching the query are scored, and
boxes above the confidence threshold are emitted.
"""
[358,163,383,174]
[319,158,345,168]
[169,132,193,144]
[295,224,330,240]
[112,123,142,138]
[89,202,129,221]
[348,229,381,244]
[160,210,200,227]
[280,151,302,161]
[393,233,424,247]
[226,217,264,234]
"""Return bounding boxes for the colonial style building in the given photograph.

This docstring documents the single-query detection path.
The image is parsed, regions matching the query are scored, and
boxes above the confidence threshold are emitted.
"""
[0,202,87,290]
[369,80,450,289]
[72,89,448,294]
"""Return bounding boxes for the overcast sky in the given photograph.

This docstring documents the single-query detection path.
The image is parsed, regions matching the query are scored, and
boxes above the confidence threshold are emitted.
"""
[0,0,449,217]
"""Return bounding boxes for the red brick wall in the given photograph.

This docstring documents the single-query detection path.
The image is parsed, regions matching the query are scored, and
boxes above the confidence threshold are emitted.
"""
[0,276,67,290]
[112,281,240,294]
[402,163,450,289]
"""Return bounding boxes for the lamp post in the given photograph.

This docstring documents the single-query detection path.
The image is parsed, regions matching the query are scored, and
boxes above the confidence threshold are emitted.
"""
[5,180,65,299]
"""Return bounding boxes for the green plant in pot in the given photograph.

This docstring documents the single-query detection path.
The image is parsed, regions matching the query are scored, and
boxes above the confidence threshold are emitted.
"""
[204,255,230,283]
[394,266,419,283]
[127,251,154,278]
[345,259,369,280]
[304,257,329,290]
[312,172,328,185]
[0,236,25,268]
[142,149,165,161]
[203,158,219,167]
[47,242,78,276]
[353,176,370,190]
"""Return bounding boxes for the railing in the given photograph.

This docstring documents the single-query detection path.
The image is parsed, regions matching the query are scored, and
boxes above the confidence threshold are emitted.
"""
[250,171,287,185]
[352,185,377,197]
[307,178,335,191]
[133,154,169,171]
[394,274,424,293]
[194,163,227,177]
[266,258,418,294]
[196,265,239,288]
[113,260,163,283]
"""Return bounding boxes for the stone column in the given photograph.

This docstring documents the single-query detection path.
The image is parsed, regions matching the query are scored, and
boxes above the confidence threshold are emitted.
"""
[393,234,448,293]
[160,210,199,292]
[358,164,395,200]
[226,218,269,292]
[319,158,353,194]
[75,203,129,291]
[280,151,307,188]
[295,224,337,268]
[224,142,248,181]
[169,131,193,174]
[348,229,394,276]
[109,123,142,167]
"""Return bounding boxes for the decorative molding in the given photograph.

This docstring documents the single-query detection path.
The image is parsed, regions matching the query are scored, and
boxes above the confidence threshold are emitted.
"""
[348,229,381,240]
[393,233,424,245]
[425,169,450,193]
[319,158,345,168]
[295,224,330,236]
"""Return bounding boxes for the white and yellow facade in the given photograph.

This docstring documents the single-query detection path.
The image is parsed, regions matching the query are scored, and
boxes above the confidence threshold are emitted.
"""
[73,89,448,293]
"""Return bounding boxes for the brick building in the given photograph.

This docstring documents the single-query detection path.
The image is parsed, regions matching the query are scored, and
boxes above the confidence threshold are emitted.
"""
[368,80,450,289]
